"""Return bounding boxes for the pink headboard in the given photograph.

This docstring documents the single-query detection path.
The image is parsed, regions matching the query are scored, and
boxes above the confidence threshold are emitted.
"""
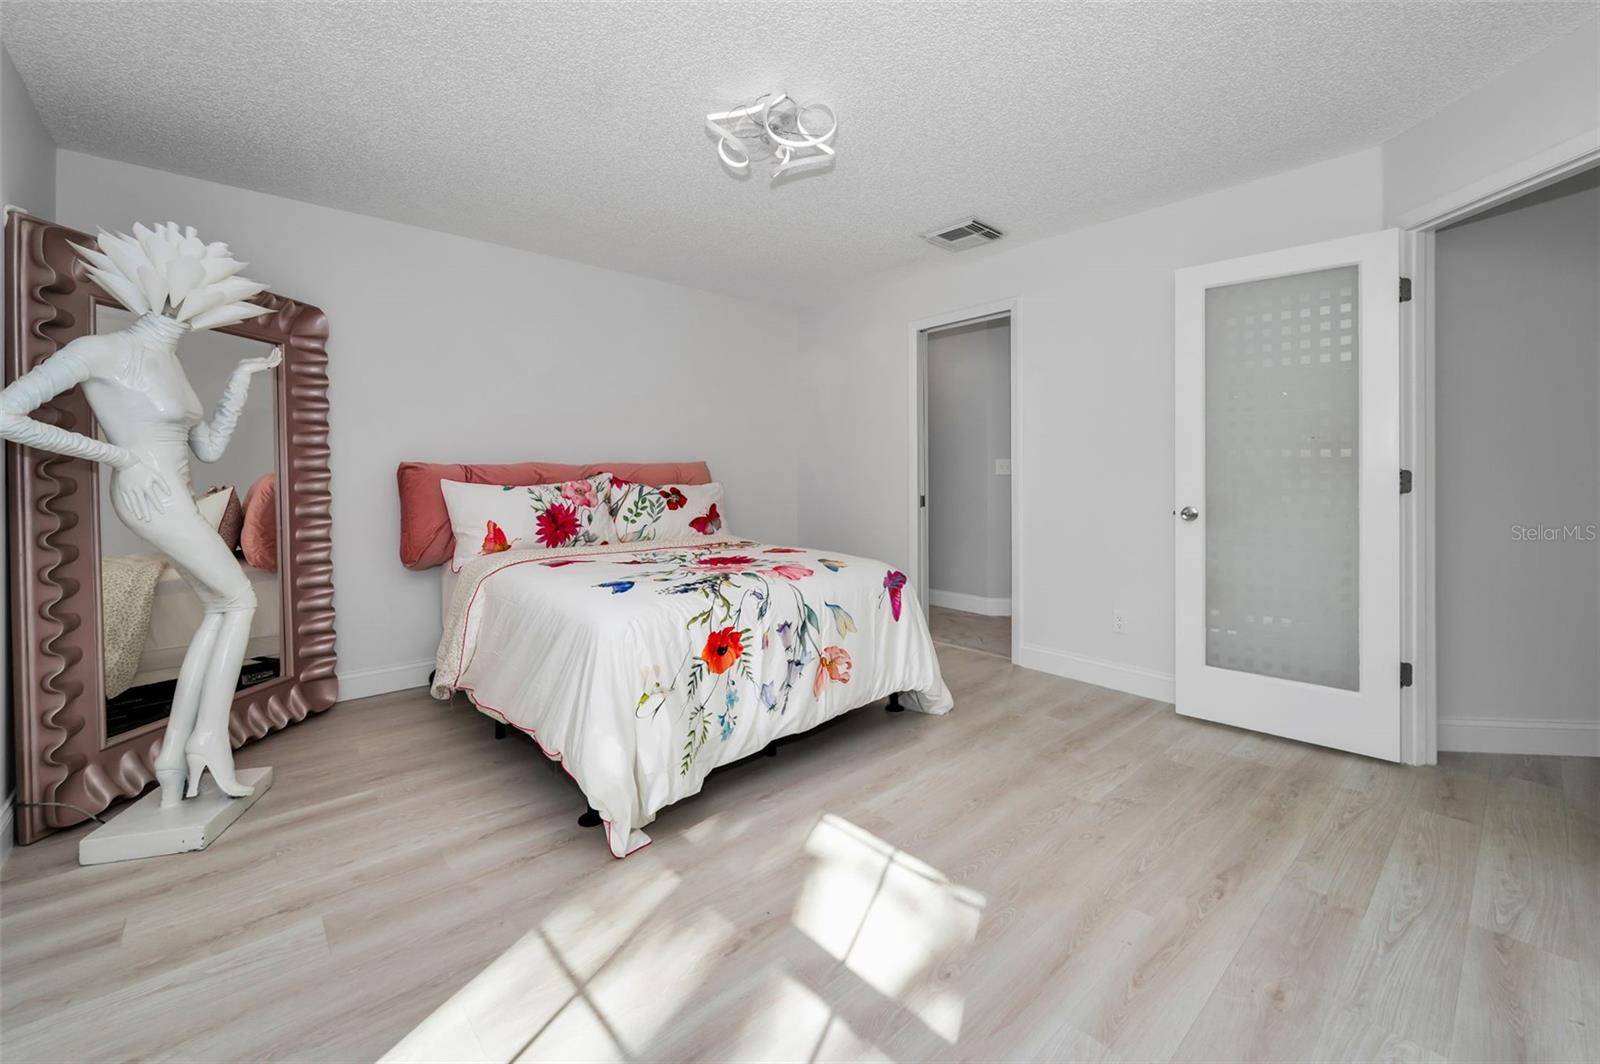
[397,460,713,570]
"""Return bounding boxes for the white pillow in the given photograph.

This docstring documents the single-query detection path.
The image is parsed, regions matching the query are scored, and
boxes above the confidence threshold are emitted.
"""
[609,481,725,543]
[195,486,232,532]
[441,474,617,571]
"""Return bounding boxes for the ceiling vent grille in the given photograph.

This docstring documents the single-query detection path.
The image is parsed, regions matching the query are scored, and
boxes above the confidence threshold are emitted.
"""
[922,217,1004,251]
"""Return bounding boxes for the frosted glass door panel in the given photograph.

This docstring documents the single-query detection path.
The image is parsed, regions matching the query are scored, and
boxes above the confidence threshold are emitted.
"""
[1204,266,1359,690]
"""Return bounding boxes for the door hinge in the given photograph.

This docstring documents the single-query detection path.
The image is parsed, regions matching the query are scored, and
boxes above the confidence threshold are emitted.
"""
[1400,469,1413,495]
[1400,662,1413,688]
[919,494,927,508]
[1399,276,1412,303]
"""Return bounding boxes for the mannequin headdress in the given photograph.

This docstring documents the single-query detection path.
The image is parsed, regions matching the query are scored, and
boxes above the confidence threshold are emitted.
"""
[68,222,270,331]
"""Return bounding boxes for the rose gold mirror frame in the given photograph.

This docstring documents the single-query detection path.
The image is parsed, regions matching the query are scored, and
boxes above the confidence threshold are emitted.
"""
[5,213,337,845]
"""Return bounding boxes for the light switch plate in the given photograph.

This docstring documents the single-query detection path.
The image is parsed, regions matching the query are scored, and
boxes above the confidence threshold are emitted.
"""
[995,458,1012,476]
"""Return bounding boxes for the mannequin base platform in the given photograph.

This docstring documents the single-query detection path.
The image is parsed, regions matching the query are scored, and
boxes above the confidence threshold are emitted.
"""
[78,766,273,866]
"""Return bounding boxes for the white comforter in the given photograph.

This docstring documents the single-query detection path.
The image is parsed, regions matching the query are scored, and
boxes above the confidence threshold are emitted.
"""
[432,536,953,856]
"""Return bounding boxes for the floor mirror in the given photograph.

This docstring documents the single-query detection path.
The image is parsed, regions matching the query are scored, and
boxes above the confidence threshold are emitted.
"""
[5,213,337,845]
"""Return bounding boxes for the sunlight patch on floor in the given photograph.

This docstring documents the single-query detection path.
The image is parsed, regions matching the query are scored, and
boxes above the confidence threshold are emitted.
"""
[383,815,984,1062]
[721,973,894,1063]
[791,814,984,1044]
[569,906,738,1057]
[381,868,685,1063]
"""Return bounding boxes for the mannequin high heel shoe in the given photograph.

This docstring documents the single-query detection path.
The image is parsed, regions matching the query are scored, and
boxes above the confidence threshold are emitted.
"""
[184,733,254,799]
[156,765,188,808]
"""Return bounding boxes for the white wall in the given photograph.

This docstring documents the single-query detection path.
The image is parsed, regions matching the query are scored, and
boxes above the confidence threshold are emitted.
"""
[1382,25,1600,224]
[0,42,57,858]
[927,318,1011,613]
[796,148,1385,701]
[1435,173,1599,755]
[56,151,801,698]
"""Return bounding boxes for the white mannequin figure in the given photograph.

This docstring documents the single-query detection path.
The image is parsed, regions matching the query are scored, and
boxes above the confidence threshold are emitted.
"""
[0,223,279,807]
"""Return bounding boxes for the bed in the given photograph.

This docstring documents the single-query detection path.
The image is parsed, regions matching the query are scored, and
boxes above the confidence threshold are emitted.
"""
[401,460,953,857]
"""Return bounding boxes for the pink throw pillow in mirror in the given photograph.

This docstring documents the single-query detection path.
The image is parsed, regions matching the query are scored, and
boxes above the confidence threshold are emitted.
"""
[241,472,278,571]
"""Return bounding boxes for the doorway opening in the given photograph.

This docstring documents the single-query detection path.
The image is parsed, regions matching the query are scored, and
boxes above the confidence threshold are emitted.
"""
[1429,165,1598,757]
[916,312,1013,659]
[1396,135,1600,764]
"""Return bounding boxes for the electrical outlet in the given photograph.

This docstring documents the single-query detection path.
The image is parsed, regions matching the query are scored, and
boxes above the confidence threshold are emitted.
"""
[1112,611,1127,634]
[994,458,1012,476]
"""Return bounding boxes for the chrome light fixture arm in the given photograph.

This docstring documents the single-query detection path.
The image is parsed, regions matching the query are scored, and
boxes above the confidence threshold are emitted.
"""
[706,92,837,183]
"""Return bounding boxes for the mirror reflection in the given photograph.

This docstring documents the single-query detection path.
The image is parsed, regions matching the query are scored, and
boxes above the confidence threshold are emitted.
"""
[96,304,284,737]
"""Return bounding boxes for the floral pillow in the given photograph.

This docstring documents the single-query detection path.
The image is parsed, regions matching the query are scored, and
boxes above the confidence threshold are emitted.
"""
[608,479,725,543]
[441,474,616,570]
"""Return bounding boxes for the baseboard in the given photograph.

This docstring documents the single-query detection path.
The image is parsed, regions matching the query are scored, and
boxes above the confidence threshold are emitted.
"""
[1,796,14,867]
[335,659,436,701]
[1014,642,1175,704]
[1438,716,1600,757]
[929,589,1012,617]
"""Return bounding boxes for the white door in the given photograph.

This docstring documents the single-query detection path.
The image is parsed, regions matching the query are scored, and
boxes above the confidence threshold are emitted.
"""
[1175,229,1403,761]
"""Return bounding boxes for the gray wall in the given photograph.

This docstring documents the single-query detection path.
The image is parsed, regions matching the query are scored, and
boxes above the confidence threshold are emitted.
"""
[1435,170,1599,744]
[0,42,57,848]
[927,318,1011,609]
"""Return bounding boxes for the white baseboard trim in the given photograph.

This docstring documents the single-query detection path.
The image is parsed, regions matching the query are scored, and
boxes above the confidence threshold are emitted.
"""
[336,659,436,701]
[1014,642,1175,704]
[1,796,14,868]
[1438,716,1600,757]
[929,589,1012,617]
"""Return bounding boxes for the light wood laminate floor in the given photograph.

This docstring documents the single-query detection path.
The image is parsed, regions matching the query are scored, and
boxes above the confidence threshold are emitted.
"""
[928,605,1011,658]
[2,645,1596,1062]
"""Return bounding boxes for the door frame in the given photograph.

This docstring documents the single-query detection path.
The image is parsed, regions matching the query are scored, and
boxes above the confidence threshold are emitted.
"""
[1396,130,1600,764]
[907,297,1020,662]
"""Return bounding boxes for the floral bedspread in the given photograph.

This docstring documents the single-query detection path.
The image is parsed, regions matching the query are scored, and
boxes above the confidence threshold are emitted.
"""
[432,536,954,857]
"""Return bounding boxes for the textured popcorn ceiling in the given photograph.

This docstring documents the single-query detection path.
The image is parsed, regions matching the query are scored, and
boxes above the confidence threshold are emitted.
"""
[4,1,1592,305]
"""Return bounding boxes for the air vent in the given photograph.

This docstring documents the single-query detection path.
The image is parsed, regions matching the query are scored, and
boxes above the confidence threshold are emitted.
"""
[922,217,1004,251]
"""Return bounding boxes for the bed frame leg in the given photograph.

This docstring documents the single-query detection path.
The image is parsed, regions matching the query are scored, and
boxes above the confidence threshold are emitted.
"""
[763,741,779,757]
[886,692,906,713]
[494,721,508,740]
[578,806,602,828]
[428,669,436,686]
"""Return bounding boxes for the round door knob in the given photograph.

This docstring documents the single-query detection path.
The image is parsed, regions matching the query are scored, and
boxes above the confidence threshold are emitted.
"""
[1179,506,1199,522]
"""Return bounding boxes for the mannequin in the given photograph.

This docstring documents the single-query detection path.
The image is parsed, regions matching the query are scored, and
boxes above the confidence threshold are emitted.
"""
[0,222,278,807]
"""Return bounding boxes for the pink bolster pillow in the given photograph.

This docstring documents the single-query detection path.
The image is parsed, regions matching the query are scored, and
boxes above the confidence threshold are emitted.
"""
[396,460,712,570]
[241,472,279,572]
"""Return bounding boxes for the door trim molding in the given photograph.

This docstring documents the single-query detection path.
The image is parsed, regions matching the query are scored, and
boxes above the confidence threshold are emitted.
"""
[908,297,1019,663]
[1394,129,1600,231]
[1398,133,1600,765]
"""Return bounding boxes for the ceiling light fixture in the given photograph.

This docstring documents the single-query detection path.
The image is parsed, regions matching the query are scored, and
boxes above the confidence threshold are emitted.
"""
[706,93,837,183]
